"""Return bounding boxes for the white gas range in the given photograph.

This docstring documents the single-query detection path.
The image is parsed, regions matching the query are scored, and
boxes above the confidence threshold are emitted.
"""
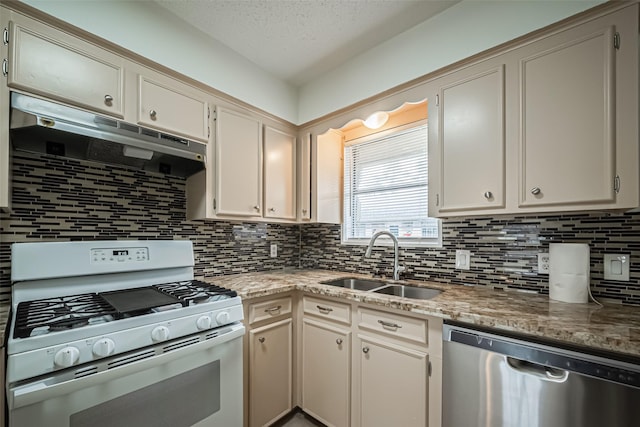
[6,240,245,427]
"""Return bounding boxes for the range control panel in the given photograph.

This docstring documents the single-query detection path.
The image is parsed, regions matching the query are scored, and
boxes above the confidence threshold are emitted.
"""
[91,247,149,264]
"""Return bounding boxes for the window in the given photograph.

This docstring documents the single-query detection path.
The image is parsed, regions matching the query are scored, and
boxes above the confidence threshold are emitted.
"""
[342,122,441,246]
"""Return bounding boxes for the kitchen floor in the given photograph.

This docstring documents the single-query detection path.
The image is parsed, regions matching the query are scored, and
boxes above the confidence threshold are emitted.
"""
[273,410,325,427]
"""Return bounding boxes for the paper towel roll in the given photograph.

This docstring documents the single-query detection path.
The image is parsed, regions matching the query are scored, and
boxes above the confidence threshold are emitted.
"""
[549,243,590,303]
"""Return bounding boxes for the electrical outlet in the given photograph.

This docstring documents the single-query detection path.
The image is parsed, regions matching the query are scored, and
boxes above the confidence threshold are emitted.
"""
[455,250,470,270]
[270,243,277,258]
[537,253,550,274]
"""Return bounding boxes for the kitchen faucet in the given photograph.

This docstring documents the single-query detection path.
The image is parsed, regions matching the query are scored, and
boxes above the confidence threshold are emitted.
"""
[364,230,405,280]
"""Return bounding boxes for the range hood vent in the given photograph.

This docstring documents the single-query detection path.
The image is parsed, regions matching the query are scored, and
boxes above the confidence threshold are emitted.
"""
[9,92,207,178]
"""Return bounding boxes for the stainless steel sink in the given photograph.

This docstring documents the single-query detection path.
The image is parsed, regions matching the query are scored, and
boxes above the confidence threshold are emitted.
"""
[320,277,388,291]
[320,277,442,300]
[373,284,441,300]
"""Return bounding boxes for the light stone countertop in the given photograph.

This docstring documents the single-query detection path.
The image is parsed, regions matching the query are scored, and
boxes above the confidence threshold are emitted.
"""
[203,269,640,360]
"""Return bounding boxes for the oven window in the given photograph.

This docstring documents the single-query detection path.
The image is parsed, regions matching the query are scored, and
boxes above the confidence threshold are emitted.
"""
[70,361,221,427]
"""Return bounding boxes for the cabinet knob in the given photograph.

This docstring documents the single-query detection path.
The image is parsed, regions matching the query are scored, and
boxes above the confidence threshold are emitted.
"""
[484,191,493,200]
[362,347,370,354]
[258,337,265,343]
[149,109,157,120]
[104,94,113,105]
[530,187,541,195]
[269,207,275,212]
[301,209,308,214]
[253,205,260,211]
[336,338,343,345]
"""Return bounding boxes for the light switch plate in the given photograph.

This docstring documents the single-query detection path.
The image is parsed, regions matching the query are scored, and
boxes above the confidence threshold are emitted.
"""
[604,254,629,281]
[455,250,470,270]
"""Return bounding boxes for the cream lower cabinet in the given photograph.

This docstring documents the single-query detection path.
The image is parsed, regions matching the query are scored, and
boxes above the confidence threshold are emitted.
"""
[301,296,351,427]
[245,296,294,427]
[357,335,428,427]
[300,295,442,427]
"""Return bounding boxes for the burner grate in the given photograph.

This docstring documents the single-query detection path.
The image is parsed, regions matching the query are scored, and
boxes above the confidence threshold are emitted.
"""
[154,280,237,305]
[14,293,118,339]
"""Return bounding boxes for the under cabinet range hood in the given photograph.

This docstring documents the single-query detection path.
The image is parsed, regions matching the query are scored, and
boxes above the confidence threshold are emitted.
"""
[9,92,206,177]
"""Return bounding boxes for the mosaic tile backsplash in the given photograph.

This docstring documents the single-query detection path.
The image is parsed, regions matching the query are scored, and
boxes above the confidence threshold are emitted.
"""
[2,151,640,307]
[301,214,640,306]
[0,152,300,304]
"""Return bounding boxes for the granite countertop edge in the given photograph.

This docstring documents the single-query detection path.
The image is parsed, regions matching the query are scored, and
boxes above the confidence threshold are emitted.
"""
[206,268,640,360]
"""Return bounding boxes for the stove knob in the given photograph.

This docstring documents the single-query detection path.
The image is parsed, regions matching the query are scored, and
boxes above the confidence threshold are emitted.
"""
[215,311,230,325]
[151,326,170,342]
[92,338,116,358]
[54,346,80,368]
[196,315,212,330]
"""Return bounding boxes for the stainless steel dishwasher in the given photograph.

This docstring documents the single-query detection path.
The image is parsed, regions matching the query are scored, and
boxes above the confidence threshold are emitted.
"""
[443,323,640,427]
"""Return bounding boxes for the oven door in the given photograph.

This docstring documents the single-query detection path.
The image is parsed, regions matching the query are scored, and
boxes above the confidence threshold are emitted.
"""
[7,324,245,427]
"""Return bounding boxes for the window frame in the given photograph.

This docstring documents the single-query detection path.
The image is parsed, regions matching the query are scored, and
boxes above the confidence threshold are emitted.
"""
[341,120,442,248]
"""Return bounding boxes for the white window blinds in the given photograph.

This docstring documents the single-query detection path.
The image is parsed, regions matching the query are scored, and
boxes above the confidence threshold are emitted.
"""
[343,124,439,243]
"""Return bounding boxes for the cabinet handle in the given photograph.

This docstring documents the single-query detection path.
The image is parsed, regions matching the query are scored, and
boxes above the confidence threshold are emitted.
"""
[530,187,541,195]
[336,338,343,345]
[258,337,265,343]
[269,207,275,212]
[149,109,157,120]
[104,94,113,105]
[264,305,282,314]
[253,205,260,211]
[316,305,333,314]
[362,347,370,354]
[484,191,492,199]
[2,59,7,76]
[378,319,402,329]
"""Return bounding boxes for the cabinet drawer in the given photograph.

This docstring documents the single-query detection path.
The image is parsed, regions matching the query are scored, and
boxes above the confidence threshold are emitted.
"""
[303,296,351,325]
[358,307,427,346]
[249,296,292,324]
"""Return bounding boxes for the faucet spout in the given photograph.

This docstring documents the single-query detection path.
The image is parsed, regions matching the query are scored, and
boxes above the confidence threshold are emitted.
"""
[364,231,404,281]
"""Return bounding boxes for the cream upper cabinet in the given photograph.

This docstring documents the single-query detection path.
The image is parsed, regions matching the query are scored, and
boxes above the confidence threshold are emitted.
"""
[436,64,505,213]
[263,126,296,220]
[518,26,616,208]
[137,74,209,142]
[312,130,343,224]
[8,19,124,118]
[431,4,639,217]
[297,133,312,221]
[214,107,263,217]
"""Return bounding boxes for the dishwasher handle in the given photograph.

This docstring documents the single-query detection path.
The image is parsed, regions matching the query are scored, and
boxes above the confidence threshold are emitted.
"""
[506,356,569,383]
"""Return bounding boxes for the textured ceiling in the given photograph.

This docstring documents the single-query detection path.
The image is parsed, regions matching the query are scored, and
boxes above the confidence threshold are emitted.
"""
[153,0,459,87]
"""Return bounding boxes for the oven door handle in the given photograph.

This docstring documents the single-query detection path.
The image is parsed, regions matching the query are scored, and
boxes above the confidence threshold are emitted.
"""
[8,325,245,410]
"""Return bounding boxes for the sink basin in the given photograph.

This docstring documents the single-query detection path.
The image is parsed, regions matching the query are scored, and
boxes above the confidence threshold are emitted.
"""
[373,284,442,300]
[320,277,388,291]
[320,277,442,300]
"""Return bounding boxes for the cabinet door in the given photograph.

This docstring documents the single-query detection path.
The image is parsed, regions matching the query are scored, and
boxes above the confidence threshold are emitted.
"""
[297,133,312,221]
[9,21,124,117]
[215,108,262,217]
[519,26,616,207]
[138,75,209,142]
[249,318,292,427]
[313,130,343,224]
[357,335,428,427]
[264,126,296,220]
[437,65,505,213]
[302,318,351,427]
